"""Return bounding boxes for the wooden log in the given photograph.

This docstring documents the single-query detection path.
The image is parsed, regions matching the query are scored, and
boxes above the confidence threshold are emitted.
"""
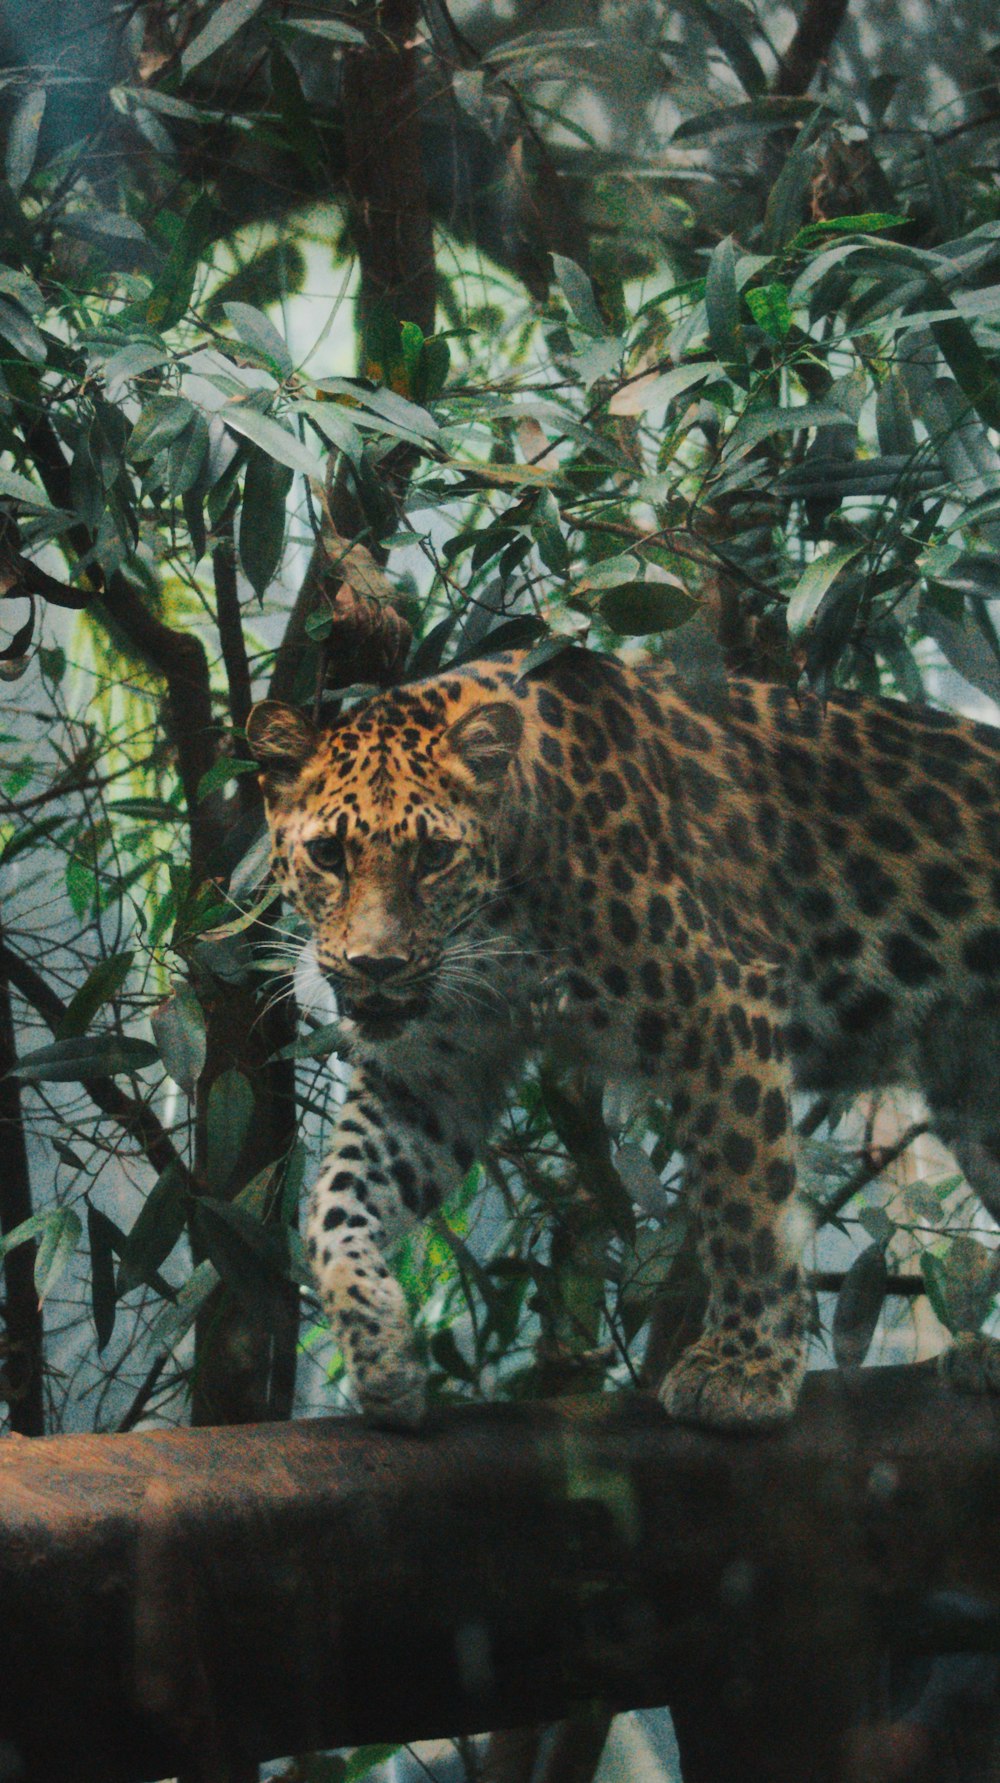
[0,1368,998,1782]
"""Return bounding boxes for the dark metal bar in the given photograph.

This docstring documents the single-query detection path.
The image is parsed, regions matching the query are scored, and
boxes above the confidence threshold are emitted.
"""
[0,1367,999,1783]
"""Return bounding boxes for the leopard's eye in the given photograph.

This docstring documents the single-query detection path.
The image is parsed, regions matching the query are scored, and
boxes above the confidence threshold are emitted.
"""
[417,837,459,878]
[304,835,347,876]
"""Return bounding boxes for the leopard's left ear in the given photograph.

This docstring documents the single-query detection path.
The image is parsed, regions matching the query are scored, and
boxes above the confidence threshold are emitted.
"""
[245,701,318,785]
[443,701,523,785]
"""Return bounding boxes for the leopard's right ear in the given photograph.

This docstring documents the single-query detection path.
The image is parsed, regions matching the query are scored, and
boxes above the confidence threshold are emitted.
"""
[245,702,318,786]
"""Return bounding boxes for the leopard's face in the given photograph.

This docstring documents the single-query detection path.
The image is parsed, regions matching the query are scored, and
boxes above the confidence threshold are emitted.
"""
[247,690,524,1035]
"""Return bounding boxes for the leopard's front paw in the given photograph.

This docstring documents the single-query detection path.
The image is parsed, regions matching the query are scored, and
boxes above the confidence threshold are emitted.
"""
[939,1331,1000,1396]
[659,1334,804,1430]
[358,1356,429,1432]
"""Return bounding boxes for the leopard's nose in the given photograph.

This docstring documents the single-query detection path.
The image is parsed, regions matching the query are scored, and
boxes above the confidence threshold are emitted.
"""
[346,953,411,983]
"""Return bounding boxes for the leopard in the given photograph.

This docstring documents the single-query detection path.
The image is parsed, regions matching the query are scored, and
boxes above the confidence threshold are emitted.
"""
[246,645,1000,1430]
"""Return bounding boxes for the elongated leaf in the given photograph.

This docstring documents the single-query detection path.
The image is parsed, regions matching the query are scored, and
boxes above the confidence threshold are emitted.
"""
[571,552,640,594]
[0,1210,50,1259]
[316,380,443,444]
[239,446,293,596]
[726,401,853,458]
[11,1035,159,1082]
[181,0,266,73]
[57,952,133,1040]
[281,15,366,42]
[786,545,863,634]
[0,296,46,364]
[0,469,54,509]
[705,236,744,372]
[6,86,46,194]
[152,984,207,1095]
[206,1068,254,1191]
[832,1243,887,1368]
[118,1163,188,1295]
[222,404,325,478]
[101,341,171,385]
[61,210,147,244]
[129,395,197,461]
[148,1257,219,1349]
[191,1197,290,1318]
[35,1207,82,1304]
[224,301,293,376]
[552,255,605,336]
[87,1202,118,1352]
[600,583,697,635]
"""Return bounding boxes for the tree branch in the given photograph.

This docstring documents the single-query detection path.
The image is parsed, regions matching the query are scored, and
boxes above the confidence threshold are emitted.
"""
[0,942,187,1185]
[0,1372,997,1782]
[773,0,852,98]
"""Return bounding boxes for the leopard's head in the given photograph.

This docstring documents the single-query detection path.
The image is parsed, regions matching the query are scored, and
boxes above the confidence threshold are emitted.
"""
[246,688,523,1034]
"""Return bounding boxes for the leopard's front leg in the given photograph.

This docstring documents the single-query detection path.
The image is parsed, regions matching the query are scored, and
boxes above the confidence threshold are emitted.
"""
[658,966,808,1430]
[307,1049,509,1428]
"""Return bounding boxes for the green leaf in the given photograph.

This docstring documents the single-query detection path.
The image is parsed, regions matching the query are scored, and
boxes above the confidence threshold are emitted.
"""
[920,1252,955,1334]
[599,583,697,635]
[931,310,1000,434]
[5,86,46,194]
[152,984,207,1095]
[531,491,569,573]
[315,380,443,445]
[191,1198,290,1318]
[34,1207,82,1303]
[224,301,294,376]
[61,210,147,246]
[109,795,186,822]
[430,1326,476,1383]
[298,400,364,467]
[181,0,267,73]
[787,211,910,250]
[570,552,640,594]
[197,756,260,799]
[725,401,855,459]
[11,1035,160,1082]
[551,256,606,336]
[118,1163,187,1295]
[87,1202,119,1352]
[148,1257,219,1348]
[239,446,293,596]
[673,96,836,140]
[101,340,170,385]
[342,1749,401,1783]
[705,236,744,373]
[786,544,863,634]
[221,404,325,478]
[164,413,209,496]
[206,1068,254,1191]
[832,1243,887,1368]
[280,15,366,42]
[128,395,197,462]
[0,296,46,364]
[0,468,55,509]
[0,1210,50,1259]
[138,192,214,329]
[56,952,134,1040]
[745,282,792,339]
[875,372,918,457]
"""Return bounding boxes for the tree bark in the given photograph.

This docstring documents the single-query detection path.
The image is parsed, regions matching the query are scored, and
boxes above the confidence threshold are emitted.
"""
[0,1370,998,1782]
[0,914,45,1436]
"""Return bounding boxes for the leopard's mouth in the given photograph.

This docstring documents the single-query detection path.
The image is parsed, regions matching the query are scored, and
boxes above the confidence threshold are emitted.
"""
[343,992,429,1037]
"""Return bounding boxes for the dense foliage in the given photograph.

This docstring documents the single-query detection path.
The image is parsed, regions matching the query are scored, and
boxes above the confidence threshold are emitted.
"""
[2,0,1000,1454]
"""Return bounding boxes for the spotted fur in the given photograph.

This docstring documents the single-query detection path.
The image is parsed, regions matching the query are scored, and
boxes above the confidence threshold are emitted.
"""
[247,649,1000,1428]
